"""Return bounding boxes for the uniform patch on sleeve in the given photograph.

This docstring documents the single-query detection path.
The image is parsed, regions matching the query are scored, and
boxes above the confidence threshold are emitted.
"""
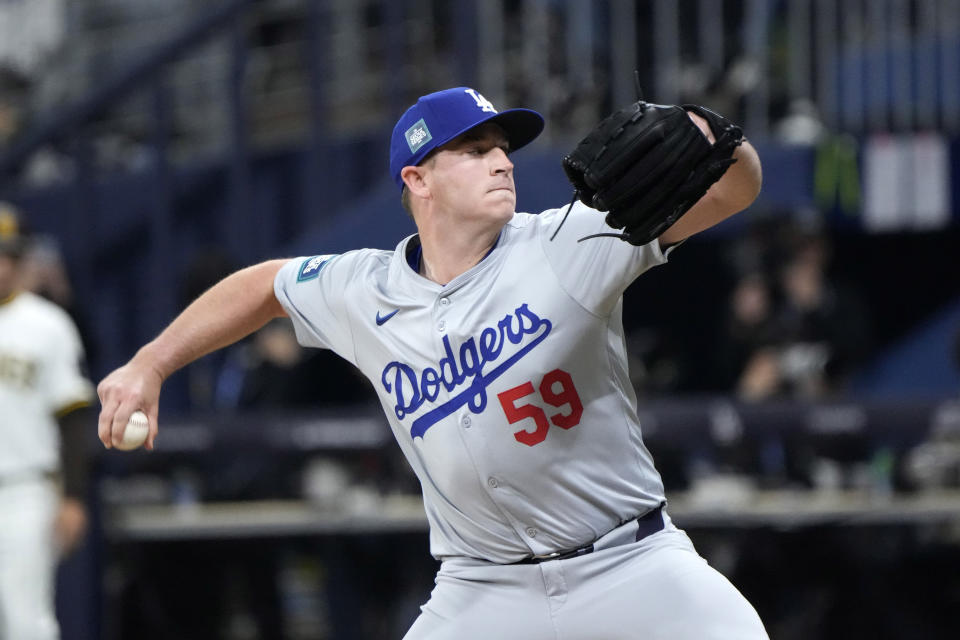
[297,255,334,282]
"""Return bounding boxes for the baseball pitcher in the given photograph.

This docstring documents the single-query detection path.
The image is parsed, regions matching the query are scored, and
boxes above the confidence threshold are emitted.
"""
[98,87,767,639]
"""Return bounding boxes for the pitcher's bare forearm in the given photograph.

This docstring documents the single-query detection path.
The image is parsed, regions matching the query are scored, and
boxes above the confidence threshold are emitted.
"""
[139,259,288,379]
[97,259,288,448]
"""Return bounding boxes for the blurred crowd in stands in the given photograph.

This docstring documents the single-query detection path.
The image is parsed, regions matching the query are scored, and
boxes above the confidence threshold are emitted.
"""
[0,0,841,182]
[712,220,874,401]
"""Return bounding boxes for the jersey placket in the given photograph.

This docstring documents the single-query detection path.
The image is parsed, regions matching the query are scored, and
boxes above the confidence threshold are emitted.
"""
[430,288,552,558]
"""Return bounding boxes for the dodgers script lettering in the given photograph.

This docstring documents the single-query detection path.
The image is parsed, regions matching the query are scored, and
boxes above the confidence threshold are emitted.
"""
[380,303,552,438]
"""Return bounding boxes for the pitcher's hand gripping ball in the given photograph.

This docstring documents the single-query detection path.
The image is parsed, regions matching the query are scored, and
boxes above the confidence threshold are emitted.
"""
[562,101,743,245]
[116,410,149,451]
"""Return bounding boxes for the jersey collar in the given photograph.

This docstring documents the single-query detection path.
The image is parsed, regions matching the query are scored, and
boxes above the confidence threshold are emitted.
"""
[405,232,503,277]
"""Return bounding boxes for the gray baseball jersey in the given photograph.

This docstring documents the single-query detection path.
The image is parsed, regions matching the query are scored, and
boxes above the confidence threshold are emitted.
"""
[274,202,673,564]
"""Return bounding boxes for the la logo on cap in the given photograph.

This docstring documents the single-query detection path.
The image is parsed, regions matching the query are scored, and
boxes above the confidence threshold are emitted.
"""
[405,118,432,153]
[465,88,497,113]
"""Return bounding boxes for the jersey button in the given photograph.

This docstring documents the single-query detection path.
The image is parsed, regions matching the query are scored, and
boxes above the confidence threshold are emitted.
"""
[462,416,472,428]
[525,527,538,538]
[437,320,446,332]
[440,297,450,306]
[487,477,498,488]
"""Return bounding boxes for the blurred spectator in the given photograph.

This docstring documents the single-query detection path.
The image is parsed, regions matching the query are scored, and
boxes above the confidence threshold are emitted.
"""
[215,317,375,410]
[714,223,874,401]
[218,318,310,409]
[725,214,783,281]
[773,231,873,398]
[713,272,784,400]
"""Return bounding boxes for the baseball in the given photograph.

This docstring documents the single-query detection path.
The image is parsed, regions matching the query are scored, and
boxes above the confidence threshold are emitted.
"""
[116,410,149,451]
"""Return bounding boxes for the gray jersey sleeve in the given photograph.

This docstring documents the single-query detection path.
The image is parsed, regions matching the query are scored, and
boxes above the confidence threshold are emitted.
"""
[273,253,358,365]
[538,201,672,316]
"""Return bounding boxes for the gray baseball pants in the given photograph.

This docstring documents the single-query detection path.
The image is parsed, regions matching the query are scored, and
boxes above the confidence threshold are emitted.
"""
[404,512,768,640]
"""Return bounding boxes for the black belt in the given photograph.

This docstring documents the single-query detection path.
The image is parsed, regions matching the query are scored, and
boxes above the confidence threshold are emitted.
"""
[513,505,665,565]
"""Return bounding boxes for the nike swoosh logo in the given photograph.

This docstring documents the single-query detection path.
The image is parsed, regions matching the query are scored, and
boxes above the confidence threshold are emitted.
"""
[376,309,400,326]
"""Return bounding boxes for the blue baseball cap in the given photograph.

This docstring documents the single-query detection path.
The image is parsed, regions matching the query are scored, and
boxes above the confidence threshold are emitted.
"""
[389,87,544,189]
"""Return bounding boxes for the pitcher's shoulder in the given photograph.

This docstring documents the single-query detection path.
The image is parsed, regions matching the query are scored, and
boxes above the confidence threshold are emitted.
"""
[506,202,599,241]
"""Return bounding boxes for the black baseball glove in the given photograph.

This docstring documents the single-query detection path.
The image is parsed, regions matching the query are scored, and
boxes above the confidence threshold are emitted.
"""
[561,101,744,245]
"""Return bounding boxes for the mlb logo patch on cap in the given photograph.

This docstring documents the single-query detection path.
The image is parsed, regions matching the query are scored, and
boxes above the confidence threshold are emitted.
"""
[405,119,433,154]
